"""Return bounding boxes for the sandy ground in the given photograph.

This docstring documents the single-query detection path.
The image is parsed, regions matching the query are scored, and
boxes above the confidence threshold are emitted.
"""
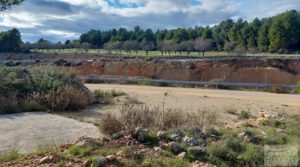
[69,84,300,125]
[0,112,101,154]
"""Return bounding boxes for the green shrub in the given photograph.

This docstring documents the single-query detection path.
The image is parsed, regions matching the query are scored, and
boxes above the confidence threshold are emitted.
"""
[241,144,264,166]
[67,146,93,157]
[206,136,245,165]
[259,119,285,128]
[0,66,93,114]
[294,81,300,93]
[94,89,126,104]
[238,110,251,119]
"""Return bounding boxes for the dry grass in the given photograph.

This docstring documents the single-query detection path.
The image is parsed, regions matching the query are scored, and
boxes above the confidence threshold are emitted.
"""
[29,85,91,111]
[99,104,220,135]
[100,113,123,135]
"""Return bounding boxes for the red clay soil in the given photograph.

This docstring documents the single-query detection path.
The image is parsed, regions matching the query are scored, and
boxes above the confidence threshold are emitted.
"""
[70,59,300,84]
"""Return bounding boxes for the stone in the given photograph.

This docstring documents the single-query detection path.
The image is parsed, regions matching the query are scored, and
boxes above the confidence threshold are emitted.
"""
[154,147,161,152]
[159,141,170,150]
[39,154,59,164]
[39,156,50,164]
[193,160,217,167]
[183,136,197,146]
[116,151,124,156]
[238,132,246,138]
[171,134,181,142]
[106,155,116,161]
[169,142,181,154]
[157,131,167,140]
[276,128,286,133]
[83,159,92,167]
[177,152,187,159]
[134,127,146,142]
[92,156,108,167]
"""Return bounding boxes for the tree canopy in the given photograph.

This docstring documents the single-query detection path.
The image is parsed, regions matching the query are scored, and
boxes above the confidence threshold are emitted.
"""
[0,0,24,11]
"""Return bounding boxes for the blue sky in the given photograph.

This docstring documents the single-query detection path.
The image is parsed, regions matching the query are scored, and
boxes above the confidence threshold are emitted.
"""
[0,0,299,42]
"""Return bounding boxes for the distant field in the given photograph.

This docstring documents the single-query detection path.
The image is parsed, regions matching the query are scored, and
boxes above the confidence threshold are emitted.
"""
[32,49,300,58]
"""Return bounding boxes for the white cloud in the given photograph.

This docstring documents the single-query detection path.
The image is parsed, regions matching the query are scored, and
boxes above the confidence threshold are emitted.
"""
[42,29,79,38]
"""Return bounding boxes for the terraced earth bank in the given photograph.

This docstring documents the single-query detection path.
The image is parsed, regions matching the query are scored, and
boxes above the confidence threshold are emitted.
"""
[70,58,300,84]
[1,53,300,84]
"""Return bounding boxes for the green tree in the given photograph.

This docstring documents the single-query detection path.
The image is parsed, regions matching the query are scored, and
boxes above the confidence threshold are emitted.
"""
[0,0,24,11]
[269,10,300,52]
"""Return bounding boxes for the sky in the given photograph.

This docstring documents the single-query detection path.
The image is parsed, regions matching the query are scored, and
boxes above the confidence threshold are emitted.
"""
[0,0,299,42]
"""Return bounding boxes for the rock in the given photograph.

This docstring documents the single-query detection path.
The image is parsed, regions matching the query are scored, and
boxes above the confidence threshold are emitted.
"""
[238,131,254,143]
[177,152,187,159]
[157,131,167,140]
[39,156,50,164]
[169,142,181,154]
[65,162,75,167]
[106,155,116,161]
[116,151,124,156]
[159,141,170,150]
[183,136,197,146]
[154,147,161,152]
[76,138,101,147]
[171,134,181,142]
[193,160,216,167]
[83,159,92,167]
[99,137,110,143]
[39,154,59,164]
[134,127,147,142]
[92,156,108,167]
[276,128,286,133]
[238,132,246,138]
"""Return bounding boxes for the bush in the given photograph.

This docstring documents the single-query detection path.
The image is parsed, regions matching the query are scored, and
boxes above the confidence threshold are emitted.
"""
[238,110,251,119]
[94,89,126,104]
[0,66,93,114]
[100,113,123,135]
[295,81,300,93]
[120,104,160,132]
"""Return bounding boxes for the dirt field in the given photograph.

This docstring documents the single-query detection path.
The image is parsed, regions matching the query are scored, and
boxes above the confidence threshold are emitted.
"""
[72,84,300,125]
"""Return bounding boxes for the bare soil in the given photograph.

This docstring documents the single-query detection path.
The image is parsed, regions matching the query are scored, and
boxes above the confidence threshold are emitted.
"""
[65,84,300,126]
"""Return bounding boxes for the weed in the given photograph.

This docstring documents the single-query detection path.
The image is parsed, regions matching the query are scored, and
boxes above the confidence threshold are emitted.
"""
[0,150,21,162]
[226,108,238,115]
[100,113,123,135]
[238,110,251,119]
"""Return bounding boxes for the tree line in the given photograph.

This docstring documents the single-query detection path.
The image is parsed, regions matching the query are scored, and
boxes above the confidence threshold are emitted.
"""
[1,10,300,54]
[77,10,300,54]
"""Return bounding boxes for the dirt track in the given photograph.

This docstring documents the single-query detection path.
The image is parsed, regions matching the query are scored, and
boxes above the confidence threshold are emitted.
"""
[85,84,300,124]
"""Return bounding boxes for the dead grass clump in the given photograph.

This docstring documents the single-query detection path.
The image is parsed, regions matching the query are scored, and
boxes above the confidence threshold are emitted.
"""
[29,85,90,111]
[120,104,159,132]
[162,109,186,130]
[100,113,123,135]
[239,110,251,120]
[118,104,219,132]
[225,108,238,115]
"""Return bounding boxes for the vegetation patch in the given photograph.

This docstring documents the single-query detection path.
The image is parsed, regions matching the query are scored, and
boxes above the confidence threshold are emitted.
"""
[0,66,93,114]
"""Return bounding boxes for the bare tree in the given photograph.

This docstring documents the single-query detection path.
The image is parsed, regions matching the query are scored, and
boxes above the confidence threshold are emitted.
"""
[194,38,213,56]
[141,40,155,56]
[181,40,194,56]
